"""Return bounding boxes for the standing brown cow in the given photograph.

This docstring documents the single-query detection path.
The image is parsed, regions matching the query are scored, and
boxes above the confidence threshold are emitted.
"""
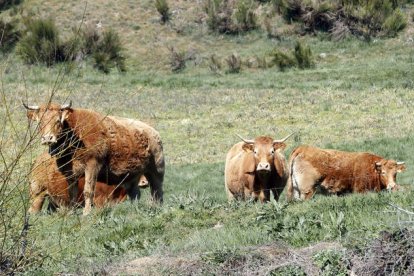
[29,152,129,213]
[225,134,292,202]
[24,101,165,215]
[286,145,406,201]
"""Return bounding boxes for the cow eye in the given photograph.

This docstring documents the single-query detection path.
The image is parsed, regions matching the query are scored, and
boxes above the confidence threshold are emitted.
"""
[270,149,275,155]
[381,171,386,175]
[254,149,258,154]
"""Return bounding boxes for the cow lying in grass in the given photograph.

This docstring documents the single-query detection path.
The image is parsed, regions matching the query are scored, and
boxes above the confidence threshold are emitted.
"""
[286,145,406,201]
[24,101,164,215]
[225,134,292,202]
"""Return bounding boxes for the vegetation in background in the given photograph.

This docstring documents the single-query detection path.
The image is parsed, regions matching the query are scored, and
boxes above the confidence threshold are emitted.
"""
[155,0,171,24]
[270,40,314,71]
[226,53,242,73]
[16,18,126,72]
[272,0,409,40]
[92,29,126,73]
[169,46,186,72]
[0,19,20,53]
[0,0,23,11]
[204,0,258,34]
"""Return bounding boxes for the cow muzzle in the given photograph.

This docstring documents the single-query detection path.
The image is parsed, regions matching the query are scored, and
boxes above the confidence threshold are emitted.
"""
[41,134,57,145]
[257,162,271,174]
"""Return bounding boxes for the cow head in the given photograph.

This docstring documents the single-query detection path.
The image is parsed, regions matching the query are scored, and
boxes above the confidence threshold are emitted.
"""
[375,160,406,190]
[23,101,72,145]
[238,133,292,176]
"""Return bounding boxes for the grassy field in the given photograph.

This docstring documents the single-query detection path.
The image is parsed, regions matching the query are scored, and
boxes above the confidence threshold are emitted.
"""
[1,0,414,274]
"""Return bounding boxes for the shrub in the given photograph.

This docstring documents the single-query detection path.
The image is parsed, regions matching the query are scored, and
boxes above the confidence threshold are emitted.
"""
[382,8,407,37]
[209,54,222,74]
[294,41,314,69]
[155,0,171,24]
[204,0,258,34]
[0,0,22,11]
[93,29,126,73]
[226,53,242,73]
[169,47,186,72]
[80,25,100,55]
[270,49,296,71]
[0,19,21,53]
[234,0,258,32]
[17,18,65,66]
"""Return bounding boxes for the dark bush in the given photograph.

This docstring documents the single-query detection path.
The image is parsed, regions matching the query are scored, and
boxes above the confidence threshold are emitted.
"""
[272,0,408,39]
[155,0,171,24]
[226,53,242,73]
[93,29,126,73]
[17,18,66,66]
[0,19,21,53]
[169,47,186,72]
[0,0,22,11]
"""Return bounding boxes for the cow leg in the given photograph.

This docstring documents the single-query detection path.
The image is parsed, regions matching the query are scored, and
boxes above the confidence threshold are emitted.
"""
[29,190,47,214]
[146,171,164,203]
[28,178,48,214]
[83,160,101,215]
[47,200,58,213]
[124,177,141,201]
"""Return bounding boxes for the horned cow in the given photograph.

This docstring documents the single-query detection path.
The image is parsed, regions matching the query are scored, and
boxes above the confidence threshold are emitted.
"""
[225,134,292,202]
[286,145,406,201]
[24,101,165,215]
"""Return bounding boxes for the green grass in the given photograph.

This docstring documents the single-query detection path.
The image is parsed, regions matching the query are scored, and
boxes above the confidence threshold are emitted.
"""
[0,1,414,274]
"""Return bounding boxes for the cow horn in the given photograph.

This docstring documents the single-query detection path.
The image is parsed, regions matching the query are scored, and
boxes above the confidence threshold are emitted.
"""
[22,101,39,110]
[60,100,72,110]
[273,133,294,144]
[236,134,254,144]
[397,161,405,165]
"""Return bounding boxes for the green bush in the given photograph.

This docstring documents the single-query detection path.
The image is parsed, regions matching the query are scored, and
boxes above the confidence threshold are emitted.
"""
[313,250,348,276]
[155,0,171,24]
[294,41,314,69]
[17,18,65,66]
[382,8,407,37]
[0,19,21,53]
[93,29,126,73]
[234,0,258,32]
[270,49,296,71]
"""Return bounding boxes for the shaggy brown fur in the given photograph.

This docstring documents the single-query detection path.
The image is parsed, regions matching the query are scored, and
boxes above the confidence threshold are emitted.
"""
[286,145,406,201]
[29,152,128,213]
[224,136,289,202]
[25,102,165,215]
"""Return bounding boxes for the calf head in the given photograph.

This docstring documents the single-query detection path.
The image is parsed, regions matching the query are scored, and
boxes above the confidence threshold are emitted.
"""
[23,101,72,145]
[238,133,292,177]
[375,159,406,190]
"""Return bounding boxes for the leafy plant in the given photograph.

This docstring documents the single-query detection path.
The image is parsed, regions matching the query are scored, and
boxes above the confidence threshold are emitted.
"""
[234,0,258,32]
[270,49,296,71]
[382,8,407,37]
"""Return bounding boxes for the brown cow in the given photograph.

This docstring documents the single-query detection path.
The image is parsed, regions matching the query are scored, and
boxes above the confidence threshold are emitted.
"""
[29,152,130,213]
[24,101,165,215]
[286,145,406,201]
[225,134,292,202]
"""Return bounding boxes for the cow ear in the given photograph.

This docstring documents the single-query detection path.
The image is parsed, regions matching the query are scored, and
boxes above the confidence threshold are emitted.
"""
[26,110,39,121]
[242,143,254,152]
[273,142,286,151]
[60,109,71,124]
[397,163,406,173]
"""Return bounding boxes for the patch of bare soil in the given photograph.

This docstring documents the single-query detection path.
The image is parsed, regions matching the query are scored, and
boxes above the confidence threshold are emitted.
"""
[107,242,342,275]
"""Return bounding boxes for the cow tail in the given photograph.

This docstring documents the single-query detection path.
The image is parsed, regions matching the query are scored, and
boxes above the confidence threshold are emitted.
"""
[287,149,300,201]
